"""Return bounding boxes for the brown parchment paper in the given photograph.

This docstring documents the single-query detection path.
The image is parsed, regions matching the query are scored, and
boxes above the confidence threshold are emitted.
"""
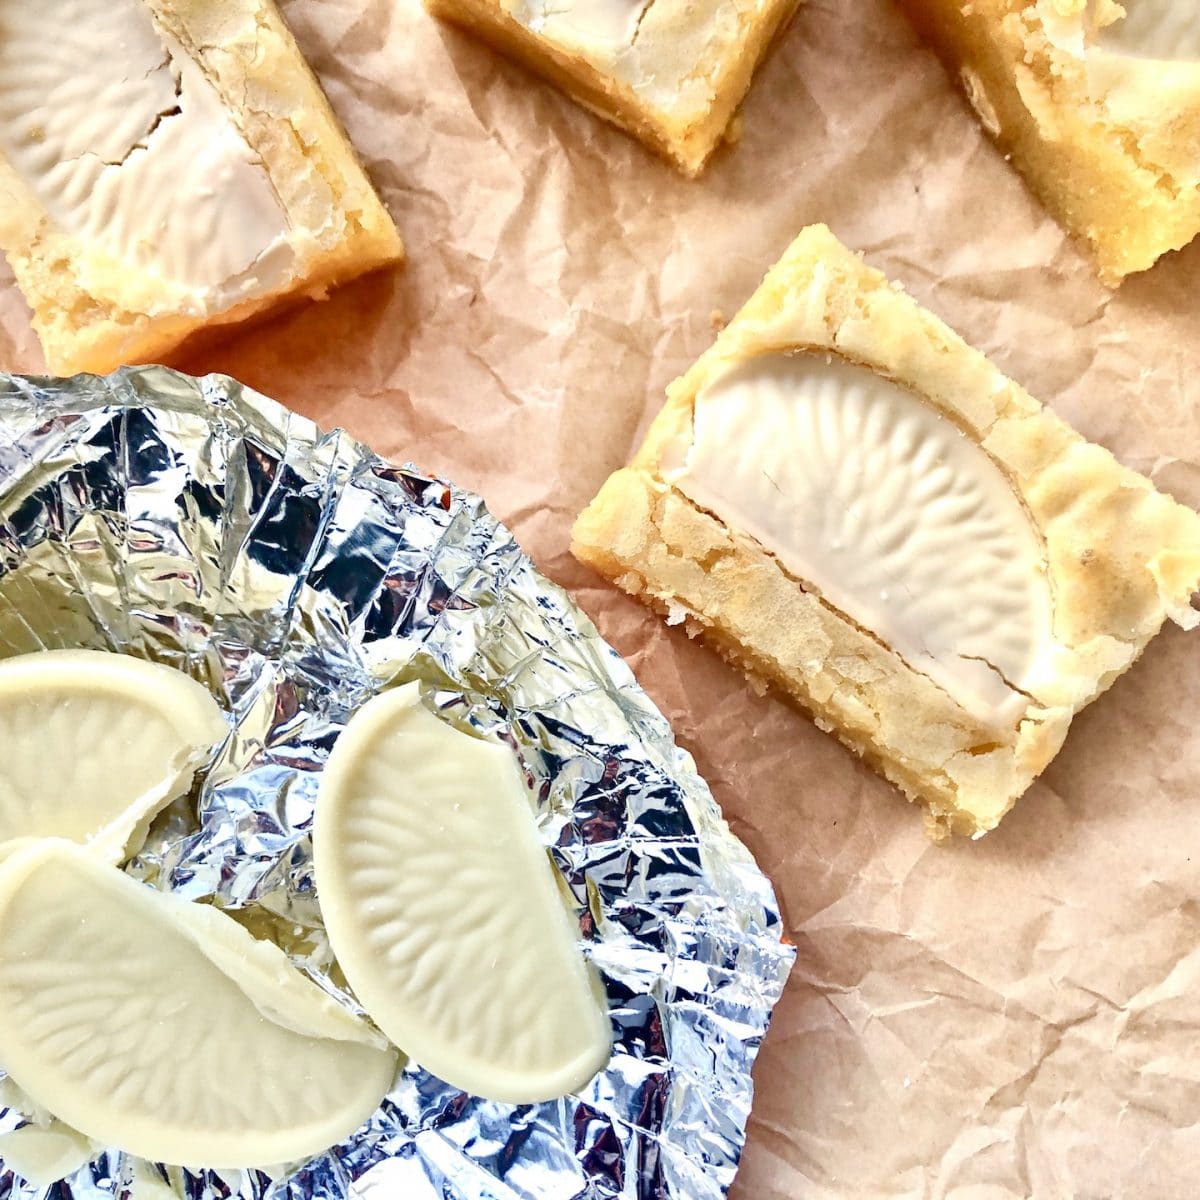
[3,1,1200,1194]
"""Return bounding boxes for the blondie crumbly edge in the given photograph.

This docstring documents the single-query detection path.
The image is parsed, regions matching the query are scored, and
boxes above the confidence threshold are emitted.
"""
[0,0,403,377]
[572,224,1200,837]
[425,0,802,176]
[894,0,1200,282]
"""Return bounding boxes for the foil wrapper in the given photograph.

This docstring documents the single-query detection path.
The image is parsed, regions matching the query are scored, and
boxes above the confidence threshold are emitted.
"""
[0,366,793,1200]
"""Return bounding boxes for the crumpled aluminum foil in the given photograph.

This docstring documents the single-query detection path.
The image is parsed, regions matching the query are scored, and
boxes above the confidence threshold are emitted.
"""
[0,366,793,1200]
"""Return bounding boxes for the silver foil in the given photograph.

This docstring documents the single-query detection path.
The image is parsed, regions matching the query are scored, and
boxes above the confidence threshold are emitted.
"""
[0,366,793,1200]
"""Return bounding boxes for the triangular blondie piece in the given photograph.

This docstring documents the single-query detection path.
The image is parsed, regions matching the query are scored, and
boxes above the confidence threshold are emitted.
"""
[426,0,801,176]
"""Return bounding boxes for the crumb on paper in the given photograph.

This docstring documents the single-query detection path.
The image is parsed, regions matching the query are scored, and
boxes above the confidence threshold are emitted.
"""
[666,601,689,626]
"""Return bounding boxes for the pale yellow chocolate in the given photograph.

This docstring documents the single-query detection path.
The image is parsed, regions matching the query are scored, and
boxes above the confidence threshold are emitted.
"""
[0,649,226,862]
[0,839,399,1169]
[315,682,611,1103]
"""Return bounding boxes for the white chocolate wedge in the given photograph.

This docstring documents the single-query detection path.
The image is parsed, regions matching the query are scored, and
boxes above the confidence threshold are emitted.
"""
[662,352,1053,728]
[0,840,399,1169]
[0,1122,94,1189]
[0,650,226,861]
[1091,0,1200,61]
[314,683,612,1103]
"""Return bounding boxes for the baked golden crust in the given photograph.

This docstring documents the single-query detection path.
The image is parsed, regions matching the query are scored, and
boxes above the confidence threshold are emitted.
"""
[0,0,403,376]
[894,0,1200,281]
[572,224,1200,837]
[425,0,802,176]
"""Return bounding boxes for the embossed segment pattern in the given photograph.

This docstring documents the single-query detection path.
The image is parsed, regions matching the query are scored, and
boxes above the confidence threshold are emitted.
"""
[0,650,225,854]
[670,352,1052,722]
[0,843,397,1167]
[0,369,794,1199]
[316,683,612,1103]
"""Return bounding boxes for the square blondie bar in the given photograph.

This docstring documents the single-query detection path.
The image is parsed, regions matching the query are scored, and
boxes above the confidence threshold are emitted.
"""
[0,0,403,375]
[572,225,1200,837]
[895,0,1200,281]
[426,0,802,176]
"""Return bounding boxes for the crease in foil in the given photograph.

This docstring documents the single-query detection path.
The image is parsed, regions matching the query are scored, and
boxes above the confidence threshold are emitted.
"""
[0,366,794,1200]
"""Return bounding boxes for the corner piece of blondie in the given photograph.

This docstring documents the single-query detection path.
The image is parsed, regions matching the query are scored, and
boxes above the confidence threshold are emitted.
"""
[0,0,404,376]
[895,0,1200,281]
[572,225,1200,838]
[426,0,802,176]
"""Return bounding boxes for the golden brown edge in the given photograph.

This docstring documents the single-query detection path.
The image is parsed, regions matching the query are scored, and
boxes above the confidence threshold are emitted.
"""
[891,0,1200,282]
[425,0,803,176]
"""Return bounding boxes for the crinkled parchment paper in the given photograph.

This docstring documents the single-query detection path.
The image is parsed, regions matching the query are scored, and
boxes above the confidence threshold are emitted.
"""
[2,0,1200,1195]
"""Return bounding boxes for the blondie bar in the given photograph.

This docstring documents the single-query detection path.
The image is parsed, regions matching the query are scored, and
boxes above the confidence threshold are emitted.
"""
[573,225,1200,836]
[426,0,801,175]
[0,0,403,374]
[895,0,1200,280]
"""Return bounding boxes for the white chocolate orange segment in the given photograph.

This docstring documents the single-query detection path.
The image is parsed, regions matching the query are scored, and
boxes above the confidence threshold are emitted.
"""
[1034,0,1200,155]
[0,650,227,862]
[1081,0,1200,185]
[1031,0,1200,72]
[314,683,612,1104]
[663,353,1053,726]
[0,840,399,1169]
[573,225,1200,835]
[898,0,1200,278]
[0,0,294,309]
[0,1122,94,1188]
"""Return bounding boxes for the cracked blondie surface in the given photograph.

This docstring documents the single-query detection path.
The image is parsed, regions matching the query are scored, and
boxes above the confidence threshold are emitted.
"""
[572,225,1200,837]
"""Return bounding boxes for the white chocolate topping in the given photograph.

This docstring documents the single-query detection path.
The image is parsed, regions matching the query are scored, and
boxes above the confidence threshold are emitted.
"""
[0,650,226,862]
[1035,0,1200,60]
[663,353,1053,725]
[497,0,737,119]
[0,1122,94,1188]
[1033,0,1200,185]
[0,840,399,1170]
[513,0,651,54]
[0,0,295,310]
[314,682,612,1104]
